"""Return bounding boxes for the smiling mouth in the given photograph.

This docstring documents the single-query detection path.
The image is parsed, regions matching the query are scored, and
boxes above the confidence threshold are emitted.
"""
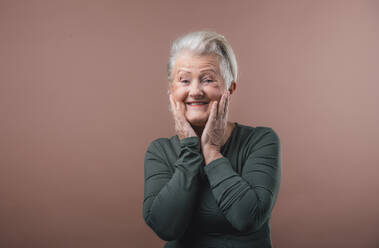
[186,102,209,109]
[187,102,208,106]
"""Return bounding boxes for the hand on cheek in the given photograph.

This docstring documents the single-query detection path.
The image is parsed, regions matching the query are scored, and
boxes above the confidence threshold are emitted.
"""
[169,94,197,140]
[201,90,231,164]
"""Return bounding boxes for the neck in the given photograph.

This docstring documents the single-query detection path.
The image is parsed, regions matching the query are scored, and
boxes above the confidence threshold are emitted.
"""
[191,124,205,137]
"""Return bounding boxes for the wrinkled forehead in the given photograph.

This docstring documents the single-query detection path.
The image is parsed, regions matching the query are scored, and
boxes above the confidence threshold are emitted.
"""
[173,50,221,75]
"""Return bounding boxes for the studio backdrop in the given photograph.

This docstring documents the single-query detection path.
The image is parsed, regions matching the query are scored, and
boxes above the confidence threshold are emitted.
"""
[0,0,378,247]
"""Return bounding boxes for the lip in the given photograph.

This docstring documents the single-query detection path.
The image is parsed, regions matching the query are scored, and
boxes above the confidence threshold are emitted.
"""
[186,101,209,108]
[187,104,208,107]
[185,101,210,104]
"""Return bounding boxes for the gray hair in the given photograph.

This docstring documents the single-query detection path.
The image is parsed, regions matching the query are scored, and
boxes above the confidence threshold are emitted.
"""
[167,30,238,89]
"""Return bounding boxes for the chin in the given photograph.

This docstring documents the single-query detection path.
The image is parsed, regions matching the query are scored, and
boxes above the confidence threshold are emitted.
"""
[189,120,206,127]
[186,112,209,126]
[187,116,207,127]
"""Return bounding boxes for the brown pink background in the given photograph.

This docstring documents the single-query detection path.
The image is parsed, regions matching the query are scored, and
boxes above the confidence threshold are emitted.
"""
[1,0,378,247]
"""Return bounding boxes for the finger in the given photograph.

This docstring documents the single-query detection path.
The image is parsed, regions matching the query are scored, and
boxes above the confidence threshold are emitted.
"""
[179,101,186,114]
[171,96,184,125]
[176,101,185,119]
[169,96,179,128]
[172,96,182,116]
[203,101,217,136]
[176,101,189,125]
[224,92,230,119]
[176,98,181,112]
[224,91,230,116]
[208,101,218,122]
[218,91,227,117]
[169,94,177,115]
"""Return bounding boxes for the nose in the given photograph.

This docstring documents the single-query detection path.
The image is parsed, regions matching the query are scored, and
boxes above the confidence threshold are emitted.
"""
[188,79,204,97]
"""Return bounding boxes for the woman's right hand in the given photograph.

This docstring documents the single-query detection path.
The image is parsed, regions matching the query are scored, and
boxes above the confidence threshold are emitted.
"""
[169,94,197,140]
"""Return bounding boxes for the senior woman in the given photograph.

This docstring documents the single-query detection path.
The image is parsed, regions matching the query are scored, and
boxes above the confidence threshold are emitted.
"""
[143,31,282,248]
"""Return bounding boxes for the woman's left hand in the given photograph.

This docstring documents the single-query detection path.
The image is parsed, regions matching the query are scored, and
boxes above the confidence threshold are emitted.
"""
[201,90,230,159]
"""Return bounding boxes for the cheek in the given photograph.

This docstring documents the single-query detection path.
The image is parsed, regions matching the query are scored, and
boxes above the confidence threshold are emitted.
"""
[209,93,223,103]
[204,86,224,101]
[172,89,187,102]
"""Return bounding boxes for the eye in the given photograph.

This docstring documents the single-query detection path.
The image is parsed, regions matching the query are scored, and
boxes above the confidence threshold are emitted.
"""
[203,79,213,83]
[181,80,190,83]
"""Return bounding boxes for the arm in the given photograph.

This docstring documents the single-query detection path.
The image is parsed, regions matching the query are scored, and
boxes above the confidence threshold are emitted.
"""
[203,128,282,232]
[143,136,203,241]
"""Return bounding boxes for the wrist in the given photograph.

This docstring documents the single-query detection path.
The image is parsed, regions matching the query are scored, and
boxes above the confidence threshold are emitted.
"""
[178,131,197,140]
[202,148,222,165]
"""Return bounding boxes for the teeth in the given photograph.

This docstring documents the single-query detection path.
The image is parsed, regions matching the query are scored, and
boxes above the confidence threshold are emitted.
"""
[188,102,207,105]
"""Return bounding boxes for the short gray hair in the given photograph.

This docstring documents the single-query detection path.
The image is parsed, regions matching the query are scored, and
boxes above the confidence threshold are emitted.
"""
[167,30,238,89]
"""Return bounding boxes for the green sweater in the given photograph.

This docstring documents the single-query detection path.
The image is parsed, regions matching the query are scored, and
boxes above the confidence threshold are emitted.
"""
[143,122,282,248]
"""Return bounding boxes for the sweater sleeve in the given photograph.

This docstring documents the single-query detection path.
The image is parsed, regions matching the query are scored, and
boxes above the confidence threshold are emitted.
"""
[203,128,282,232]
[143,136,204,241]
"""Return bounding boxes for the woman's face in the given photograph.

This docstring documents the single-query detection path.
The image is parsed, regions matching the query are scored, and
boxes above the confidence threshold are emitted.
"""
[169,50,227,127]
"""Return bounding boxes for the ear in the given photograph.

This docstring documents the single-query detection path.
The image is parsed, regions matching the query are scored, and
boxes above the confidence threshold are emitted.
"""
[228,81,237,95]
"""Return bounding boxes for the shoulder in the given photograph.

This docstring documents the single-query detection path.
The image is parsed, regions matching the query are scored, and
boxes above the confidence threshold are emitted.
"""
[255,126,280,143]
[236,123,281,157]
[146,137,171,153]
[237,123,280,142]
[145,135,180,159]
[235,125,282,173]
